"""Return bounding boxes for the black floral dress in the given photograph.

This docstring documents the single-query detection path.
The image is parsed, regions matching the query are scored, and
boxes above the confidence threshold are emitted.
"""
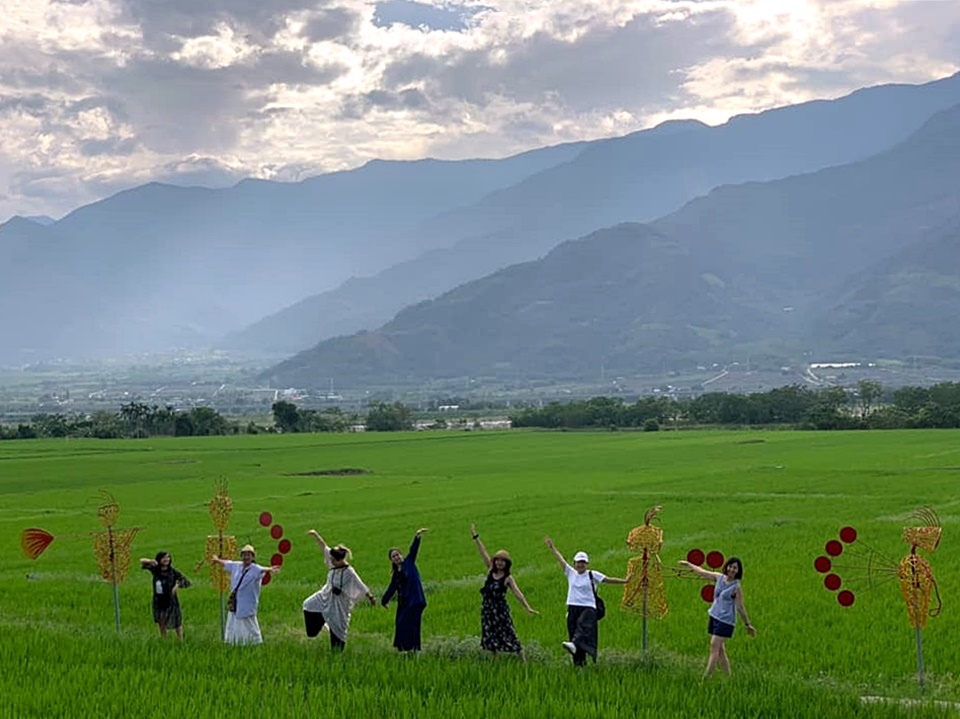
[145,565,191,628]
[480,572,522,653]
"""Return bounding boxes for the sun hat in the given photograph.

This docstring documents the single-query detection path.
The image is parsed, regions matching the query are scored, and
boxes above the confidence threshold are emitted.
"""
[240,544,256,556]
[573,551,589,562]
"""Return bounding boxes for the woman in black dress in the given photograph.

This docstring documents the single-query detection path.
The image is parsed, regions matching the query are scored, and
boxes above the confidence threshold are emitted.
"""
[470,524,537,659]
[140,551,191,641]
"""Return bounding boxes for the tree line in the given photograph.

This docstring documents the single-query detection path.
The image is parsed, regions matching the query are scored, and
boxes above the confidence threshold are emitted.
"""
[0,400,415,440]
[5,382,960,440]
[508,381,960,430]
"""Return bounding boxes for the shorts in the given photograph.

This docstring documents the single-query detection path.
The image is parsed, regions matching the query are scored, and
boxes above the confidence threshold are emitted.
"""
[708,615,734,638]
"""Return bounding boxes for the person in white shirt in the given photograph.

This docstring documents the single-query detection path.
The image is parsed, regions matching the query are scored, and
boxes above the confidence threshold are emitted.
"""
[212,545,280,645]
[544,537,630,666]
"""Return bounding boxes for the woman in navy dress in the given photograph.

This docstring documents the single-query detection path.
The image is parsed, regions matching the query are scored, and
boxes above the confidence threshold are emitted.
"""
[381,528,428,651]
[471,523,537,659]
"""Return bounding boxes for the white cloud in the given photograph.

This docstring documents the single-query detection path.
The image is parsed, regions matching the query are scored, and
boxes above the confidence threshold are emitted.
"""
[0,0,957,220]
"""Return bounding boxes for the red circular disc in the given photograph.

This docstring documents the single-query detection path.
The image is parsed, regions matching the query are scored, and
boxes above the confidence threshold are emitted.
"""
[814,556,832,573]
[825,540,843,557]
[278,539,292,554]
[839,526,857,544]
[259,512,273,527]
[270,524,283,540]
[271,553,284,567]
[700,585,715,603]
[706,551,724,569]
[261,572,272,586]
[824,574,842,591]
[687,549,705,566]
[837,590,855,607]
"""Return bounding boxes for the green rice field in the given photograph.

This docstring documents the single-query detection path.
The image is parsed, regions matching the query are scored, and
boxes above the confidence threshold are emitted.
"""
[1,429,959,718]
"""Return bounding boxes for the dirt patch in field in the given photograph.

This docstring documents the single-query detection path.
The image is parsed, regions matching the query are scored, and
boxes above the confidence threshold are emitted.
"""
[284,468,371,477]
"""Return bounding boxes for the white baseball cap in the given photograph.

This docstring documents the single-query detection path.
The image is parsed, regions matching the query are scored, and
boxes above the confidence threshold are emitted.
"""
[573,551,589,562]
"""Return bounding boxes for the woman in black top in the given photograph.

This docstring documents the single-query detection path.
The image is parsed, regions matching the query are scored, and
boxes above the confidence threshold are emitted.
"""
[140,551,191,640]
[470,524,537,659]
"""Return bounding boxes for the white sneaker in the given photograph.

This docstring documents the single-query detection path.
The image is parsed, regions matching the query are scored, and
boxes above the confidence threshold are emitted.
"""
[562,641,576,655]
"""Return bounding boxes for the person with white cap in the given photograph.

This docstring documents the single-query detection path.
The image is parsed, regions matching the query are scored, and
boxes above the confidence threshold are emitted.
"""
[212,545,281,645]
[544,537,630,666]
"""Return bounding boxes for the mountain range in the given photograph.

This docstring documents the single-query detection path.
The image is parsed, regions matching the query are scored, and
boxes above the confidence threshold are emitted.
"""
[261,101,960,388]
[224,72,960,355]
[3,72,960,383]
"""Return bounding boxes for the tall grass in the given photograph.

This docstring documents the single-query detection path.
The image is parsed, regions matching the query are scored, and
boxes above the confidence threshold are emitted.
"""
[1,429,958,717]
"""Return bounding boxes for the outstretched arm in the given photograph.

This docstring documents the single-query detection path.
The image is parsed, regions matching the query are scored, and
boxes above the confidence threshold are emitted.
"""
[307,529,328,553]
[506,576,538,615]
[735,588,757,636]
[139,558,157,569]
[544,537,567,569]
[211,555,229,567]
[471,523,491,569]
[408,528,428,562]
[677,560,721,581]
[601,574,630,586]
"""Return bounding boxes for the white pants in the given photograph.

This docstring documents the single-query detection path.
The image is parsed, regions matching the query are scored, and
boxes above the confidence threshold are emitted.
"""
[224,613,263,645]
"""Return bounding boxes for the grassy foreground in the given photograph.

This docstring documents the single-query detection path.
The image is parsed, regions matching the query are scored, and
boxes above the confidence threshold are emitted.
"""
[1,429,958,717]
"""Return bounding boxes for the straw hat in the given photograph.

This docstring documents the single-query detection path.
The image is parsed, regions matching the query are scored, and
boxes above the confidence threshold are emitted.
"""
[240,544,256,556]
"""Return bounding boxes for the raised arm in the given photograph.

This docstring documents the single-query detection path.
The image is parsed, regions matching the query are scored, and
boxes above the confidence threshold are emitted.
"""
[506,576,538,615]
[677,560,721,581]
[544,537,567,569]
[408,528,428,563]
[139,558,157,569]
[307,529,328,553]
[471,523,491,569]
[735,587,757,636]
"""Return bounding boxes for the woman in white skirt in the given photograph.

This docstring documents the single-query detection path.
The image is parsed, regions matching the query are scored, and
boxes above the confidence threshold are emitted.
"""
[302,529,376,651]
[212,545,281,645]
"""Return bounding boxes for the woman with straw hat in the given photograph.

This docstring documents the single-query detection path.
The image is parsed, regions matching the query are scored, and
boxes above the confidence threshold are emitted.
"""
[212,544,281,645]
[471,523,537,659]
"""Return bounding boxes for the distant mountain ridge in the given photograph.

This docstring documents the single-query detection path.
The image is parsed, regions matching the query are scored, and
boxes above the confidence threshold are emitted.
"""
[261,101,960,388]
[4,72,960,366]
[0,143,587,363]
[227,72,960,355]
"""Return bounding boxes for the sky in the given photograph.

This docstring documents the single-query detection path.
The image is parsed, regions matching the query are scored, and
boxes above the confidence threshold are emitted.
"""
[0,0,958,222]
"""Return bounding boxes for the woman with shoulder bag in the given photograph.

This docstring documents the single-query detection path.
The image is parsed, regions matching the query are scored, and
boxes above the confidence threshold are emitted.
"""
[302,529,376,651]
[212,545,280,645]
[544,537,630,666]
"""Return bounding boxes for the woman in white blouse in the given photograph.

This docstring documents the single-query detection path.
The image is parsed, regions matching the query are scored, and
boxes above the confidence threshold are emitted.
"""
[302,529,376,651]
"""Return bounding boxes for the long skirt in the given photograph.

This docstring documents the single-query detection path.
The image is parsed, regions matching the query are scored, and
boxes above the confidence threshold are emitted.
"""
[394,603,424,651]
[224,613,263,645]
[566,605,598,665]
[481,595,522,653]
[153,596,183,629]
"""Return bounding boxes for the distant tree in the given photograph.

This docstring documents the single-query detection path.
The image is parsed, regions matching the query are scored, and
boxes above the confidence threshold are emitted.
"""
[272,400,301,433]
[366,402,413,431]
[856,380,883,417]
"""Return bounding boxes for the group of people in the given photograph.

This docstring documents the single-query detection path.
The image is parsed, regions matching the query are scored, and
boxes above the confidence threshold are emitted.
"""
[141,528,756,675]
